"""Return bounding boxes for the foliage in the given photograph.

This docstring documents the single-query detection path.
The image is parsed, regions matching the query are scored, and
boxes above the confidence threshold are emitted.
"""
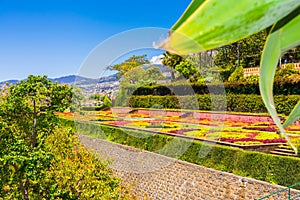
[41,128,129,199]
[175,60,199,81]
[245,75,259,85]
[214,30,267,69]
[129,94,300,115]
[0,75,73,199]
[123,78,300,96]
[0,75,133,199]
[103,95,112,108]
[160,0,299,54]
[114,66,164,106]
[89,93,103,101]
[71,85,85,112]
[121,65,164,85]
[0,121,53,199]
[228,65,244,82]
[281,46,300,63]
[64,120,300,188]
[161,51,200,82]
[275,63,300,79]
[160,0,300,154]
[161,51,183,80]
[109,55,149,79]
[81,106,104,111]
[259,11,300,154]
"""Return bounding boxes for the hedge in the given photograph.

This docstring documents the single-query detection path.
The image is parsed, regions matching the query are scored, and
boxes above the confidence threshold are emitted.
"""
[129,94,300,116]
[81,105,109,111]
[62,119,300,188]
[124,79,300,96]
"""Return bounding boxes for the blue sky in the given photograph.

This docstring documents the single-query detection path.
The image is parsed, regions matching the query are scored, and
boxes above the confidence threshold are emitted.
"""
[0,0,191,82]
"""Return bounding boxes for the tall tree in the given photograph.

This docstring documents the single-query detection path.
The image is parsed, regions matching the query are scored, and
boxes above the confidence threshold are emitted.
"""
[0,75,72,199]
[214,30,267,69]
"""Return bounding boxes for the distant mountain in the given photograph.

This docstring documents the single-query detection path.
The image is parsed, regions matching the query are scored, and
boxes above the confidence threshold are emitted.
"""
[0,74,118,88]
[0,80,19,85]
[51,75,99,85]
[99,73,118,83]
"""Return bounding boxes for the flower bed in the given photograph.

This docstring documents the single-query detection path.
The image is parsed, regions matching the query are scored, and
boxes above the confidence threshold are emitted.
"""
[58,108,300,146]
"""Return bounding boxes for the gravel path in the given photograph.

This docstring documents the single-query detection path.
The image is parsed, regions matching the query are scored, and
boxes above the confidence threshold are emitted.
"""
[78,134,176,174]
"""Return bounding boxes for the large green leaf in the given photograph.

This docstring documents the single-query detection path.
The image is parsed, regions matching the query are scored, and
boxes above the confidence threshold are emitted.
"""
[283,102,300,128]
[171,0,206,31]
[161,0,300,54]
[279,13,300,52]
[279,15,300,129]
[259,14,300,154]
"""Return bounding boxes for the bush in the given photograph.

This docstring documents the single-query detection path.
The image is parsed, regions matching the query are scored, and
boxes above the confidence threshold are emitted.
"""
[228,65,244,82]
[81,105,107,111]
[124,78,300,96]
[42,128,129,199]
[129,94,300,115]
[64,120,300,188]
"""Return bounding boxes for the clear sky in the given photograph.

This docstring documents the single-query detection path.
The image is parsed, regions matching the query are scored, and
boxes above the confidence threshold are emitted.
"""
[0,0,191,82]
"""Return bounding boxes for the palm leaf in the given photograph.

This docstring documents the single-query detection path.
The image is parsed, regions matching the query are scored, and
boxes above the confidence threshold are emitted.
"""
[160,0,300,54]
[283,102,300,128]
[259,15,300,155]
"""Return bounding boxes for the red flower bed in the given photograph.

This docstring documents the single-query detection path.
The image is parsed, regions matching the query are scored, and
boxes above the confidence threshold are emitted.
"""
[220,137,286,144]
[243,126,277,132]
[169,128,199,135]
[286,127,300,131]
[246,132,259,139]
[108,121,129,126]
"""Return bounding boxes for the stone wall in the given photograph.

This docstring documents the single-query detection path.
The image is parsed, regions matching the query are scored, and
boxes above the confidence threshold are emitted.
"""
[78,135,300,200]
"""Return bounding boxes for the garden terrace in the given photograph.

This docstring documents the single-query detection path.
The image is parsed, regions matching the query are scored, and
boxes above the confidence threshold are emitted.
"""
[58,107,300,156]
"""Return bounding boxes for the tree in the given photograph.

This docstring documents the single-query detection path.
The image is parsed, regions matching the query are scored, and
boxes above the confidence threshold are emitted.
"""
[161,51,183,69]
[281,46,300,64]
[161,51,200,82]
[115,65,164,107]
[0,75,72,199]
[214,30,267,69]
[175,60,198,81]
[120,65,164,86]
[161,51,183,80]
[71,85,84,111]
[109,55,149,79]
[275,63,300,80]
[144,66,164,84]
[89,94,102,101]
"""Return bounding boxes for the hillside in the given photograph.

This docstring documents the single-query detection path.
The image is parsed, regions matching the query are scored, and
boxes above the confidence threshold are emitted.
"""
[0,74,117,87]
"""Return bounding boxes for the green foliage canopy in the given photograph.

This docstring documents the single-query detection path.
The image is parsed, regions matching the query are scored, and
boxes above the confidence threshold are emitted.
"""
[109,55,149,79]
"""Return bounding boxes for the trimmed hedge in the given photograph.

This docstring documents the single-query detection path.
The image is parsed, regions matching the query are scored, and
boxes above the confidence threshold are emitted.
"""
[81,105,109,111]
[125,79,300,96]
[62,119,300,188]
[129,94,300,116]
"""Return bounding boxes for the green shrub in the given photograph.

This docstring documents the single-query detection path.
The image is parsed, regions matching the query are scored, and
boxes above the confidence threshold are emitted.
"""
[129,94,300,115]
[228,65,244,82]
[81,105,107,111]
[124,78,300,96]
[63,120,300,188]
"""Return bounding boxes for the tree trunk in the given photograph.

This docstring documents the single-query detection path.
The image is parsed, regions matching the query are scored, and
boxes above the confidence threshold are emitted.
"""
[14,165,29,200]
[31,99,37,148]
[19,179,29,200]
